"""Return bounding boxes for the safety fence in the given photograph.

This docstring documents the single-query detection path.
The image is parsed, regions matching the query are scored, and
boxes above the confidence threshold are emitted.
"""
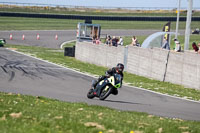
[75,42,200,90]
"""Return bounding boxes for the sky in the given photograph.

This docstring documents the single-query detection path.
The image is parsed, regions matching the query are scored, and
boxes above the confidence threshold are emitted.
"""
[1,0,200,9]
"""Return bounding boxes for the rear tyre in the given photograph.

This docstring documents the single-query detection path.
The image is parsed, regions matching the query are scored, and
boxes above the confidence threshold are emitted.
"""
[99,86,112,100]
[87,89,95,99]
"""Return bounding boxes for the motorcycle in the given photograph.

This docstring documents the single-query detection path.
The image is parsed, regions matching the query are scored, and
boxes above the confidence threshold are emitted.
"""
[87,73,122,100]
[192,28,200,34]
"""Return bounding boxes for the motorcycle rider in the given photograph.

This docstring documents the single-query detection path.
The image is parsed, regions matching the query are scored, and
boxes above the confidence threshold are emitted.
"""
[92,63,124,95]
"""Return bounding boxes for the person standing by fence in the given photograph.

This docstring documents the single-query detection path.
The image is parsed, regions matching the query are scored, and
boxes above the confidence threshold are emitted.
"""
[174,40,181,52]
[117,36,123,46]
[192,42,199,53]
[131,36,138,46]
[161,37,170,50]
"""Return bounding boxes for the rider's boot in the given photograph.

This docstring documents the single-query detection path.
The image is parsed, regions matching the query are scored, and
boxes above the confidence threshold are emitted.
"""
[91,80,98,89]
[112,89,118,95]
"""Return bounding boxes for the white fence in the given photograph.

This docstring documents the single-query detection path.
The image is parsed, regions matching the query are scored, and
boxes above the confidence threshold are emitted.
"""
[75,42,200,90]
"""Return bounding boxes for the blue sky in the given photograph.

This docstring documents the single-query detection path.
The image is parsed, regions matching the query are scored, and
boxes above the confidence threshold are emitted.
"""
[2,0,200,9]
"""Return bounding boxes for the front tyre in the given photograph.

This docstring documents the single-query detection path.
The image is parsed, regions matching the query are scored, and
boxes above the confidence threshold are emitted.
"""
[87,89,95,99]
[99,86,112,100]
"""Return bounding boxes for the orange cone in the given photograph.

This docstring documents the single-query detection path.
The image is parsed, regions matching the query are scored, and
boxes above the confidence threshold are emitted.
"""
[10,34,13,40]
[37,34,40,40]
[22,34,25,40]
[55,34,58,40]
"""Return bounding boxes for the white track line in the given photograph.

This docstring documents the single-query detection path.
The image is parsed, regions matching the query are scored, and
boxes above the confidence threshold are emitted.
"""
[60,40,76,49]
[6,48,200,104]
[0,65,70,70]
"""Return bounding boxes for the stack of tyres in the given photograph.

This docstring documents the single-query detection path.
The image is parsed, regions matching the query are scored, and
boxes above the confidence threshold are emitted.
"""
[64,46,75,57]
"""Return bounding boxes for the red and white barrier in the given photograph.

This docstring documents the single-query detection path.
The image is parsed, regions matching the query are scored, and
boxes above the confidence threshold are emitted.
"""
[36,34,40,40]
[9,34,13,40]
[22,34,25,40]
[55,34,58,40]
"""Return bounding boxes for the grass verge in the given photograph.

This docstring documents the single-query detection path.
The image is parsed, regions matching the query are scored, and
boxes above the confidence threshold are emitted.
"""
[4,44,200,101]
[0,92,200,133]
[1,16,200,30]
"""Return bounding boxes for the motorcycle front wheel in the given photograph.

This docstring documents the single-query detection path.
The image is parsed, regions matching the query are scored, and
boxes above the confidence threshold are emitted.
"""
[99,86,112,100]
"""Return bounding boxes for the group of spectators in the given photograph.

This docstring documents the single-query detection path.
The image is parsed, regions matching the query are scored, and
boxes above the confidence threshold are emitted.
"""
[105,35,123,47]
[105,35,141,47]
[93,35,200,54]
[162,37,200,54]
[93,35,141,47]
[161,37,181,52]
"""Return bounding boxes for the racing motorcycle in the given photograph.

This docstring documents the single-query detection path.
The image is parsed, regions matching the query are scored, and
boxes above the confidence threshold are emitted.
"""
[87,73,122,100]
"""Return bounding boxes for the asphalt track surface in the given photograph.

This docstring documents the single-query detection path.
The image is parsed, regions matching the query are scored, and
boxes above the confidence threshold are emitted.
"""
[0,48,200,121]
[0,29,185,49]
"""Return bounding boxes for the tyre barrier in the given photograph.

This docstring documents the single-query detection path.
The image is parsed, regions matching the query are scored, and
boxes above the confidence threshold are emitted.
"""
[64,46,75,57]
[1,12,200,21]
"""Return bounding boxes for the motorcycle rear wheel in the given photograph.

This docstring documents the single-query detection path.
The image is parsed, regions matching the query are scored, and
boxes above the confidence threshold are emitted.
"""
[87,89,95,99]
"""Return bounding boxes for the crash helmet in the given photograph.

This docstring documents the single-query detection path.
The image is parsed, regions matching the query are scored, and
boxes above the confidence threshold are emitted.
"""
[116,63,124,73]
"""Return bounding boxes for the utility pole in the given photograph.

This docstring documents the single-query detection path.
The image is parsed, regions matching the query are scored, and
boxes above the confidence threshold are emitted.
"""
[184,0,193,51]
[175,0,181,39]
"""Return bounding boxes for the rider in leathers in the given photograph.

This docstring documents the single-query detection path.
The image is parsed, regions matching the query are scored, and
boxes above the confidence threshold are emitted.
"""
[92,63,124,95]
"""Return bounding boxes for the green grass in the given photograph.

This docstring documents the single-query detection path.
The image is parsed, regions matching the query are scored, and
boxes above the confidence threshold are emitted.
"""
[5,44,200,101]
[0,92,200,133]
[0,17,84,30]
[1,16,200,30]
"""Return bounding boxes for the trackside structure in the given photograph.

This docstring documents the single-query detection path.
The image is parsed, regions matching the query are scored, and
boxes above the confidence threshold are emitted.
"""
[76,23,101,42]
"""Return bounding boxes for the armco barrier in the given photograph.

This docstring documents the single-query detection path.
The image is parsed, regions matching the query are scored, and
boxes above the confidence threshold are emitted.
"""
[75,42,200,90]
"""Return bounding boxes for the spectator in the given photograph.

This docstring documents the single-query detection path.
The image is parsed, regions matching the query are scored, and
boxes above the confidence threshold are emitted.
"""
[198,42,200,54]
[92,35,97,44]
[96,37,101,44]
[192,42,199,53]
[105,35,111,45]
[173,38,178,49]
[174,40,181,52]
[117,36,123,46]
[131,36,138,46]
[112,36,118,47]
[161,37,170,50]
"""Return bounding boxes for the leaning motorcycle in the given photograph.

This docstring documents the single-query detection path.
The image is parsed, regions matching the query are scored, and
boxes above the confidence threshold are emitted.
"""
[87,73,122,100]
